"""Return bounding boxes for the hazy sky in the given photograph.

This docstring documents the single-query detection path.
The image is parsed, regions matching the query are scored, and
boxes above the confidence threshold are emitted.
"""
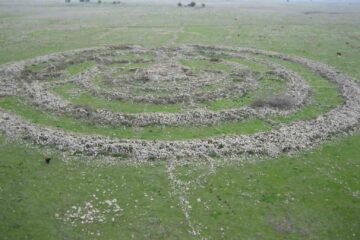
[1,0,360,5]
[2,0,360,2]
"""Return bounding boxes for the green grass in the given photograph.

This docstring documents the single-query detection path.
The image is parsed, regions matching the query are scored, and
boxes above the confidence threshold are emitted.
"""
[66,61,95,75]
[257,73,286,94]
[205,55,343,119]
[204,92,253,111]
[266,58,344,123]
[0,135,190,239]
[1,133,359,239]
[52,83,182,113]
[201,58,282,111]
[0,52,344,140]
[182,134,360,239]
[0,97,271,140]
[0,2,359,239]
[225,57,269,72]
[204,73,286,111]
[132,88,171,97]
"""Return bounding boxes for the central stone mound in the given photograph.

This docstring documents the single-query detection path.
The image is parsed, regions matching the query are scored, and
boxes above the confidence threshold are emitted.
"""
[134,63,192,82]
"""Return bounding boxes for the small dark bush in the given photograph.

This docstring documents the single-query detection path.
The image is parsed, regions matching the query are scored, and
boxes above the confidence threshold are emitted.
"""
[251,95,295,109]
[45,157,51,164]
[210,58,220,62]
[188,1,196,7]
[177,2,182,7]
[201,3,205,8]
[148,154,157,162]
[110,152,129,159]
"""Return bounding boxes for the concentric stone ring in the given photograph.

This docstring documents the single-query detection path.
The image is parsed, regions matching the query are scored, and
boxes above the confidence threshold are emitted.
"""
[0,45,359,161]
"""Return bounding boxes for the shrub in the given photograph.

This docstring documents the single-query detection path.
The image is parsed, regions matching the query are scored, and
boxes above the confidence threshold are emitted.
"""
[177,2,182,7]
[188,1,196,7]
[251,95,295,109]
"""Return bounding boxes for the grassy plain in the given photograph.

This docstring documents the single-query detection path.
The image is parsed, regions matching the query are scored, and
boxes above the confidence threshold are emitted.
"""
[0,1,359,239]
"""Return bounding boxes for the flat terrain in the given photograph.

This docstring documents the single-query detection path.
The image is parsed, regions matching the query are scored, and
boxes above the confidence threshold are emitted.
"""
[0,1,359,239]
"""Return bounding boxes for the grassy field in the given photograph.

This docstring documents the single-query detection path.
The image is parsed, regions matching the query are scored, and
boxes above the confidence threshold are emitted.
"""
[0,1,359,239]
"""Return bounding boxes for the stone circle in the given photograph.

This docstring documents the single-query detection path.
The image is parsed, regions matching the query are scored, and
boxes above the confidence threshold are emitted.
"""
[0,45,359,161]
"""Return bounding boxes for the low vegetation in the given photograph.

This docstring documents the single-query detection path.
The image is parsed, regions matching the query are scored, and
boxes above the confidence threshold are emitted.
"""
[0,1,359,239]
